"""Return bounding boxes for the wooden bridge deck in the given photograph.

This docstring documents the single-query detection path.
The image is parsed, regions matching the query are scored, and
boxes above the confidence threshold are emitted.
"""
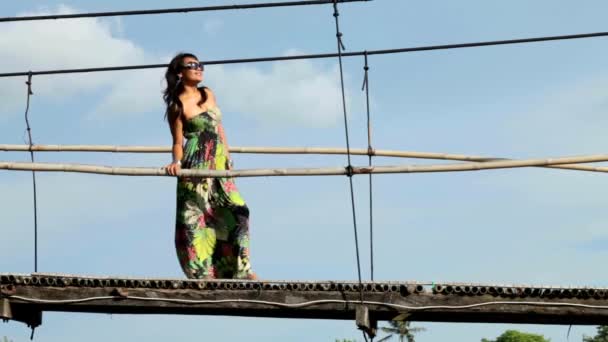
[3,273,608,330]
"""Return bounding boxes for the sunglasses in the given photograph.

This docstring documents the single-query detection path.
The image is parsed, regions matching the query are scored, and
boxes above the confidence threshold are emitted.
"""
[181,61,205,71]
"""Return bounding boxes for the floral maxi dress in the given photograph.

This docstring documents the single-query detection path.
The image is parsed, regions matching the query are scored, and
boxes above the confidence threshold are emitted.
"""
[174,105,254,279]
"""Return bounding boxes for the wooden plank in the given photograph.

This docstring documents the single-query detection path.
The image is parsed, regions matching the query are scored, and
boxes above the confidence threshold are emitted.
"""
[3,274,608,328]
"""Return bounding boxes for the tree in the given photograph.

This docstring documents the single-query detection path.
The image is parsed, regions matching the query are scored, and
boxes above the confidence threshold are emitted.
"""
[583,326,608,342]
[377,320,425,342]
[481,330,550,342]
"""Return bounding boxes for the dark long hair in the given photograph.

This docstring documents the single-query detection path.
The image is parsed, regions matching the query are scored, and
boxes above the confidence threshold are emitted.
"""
[163,52,207,122]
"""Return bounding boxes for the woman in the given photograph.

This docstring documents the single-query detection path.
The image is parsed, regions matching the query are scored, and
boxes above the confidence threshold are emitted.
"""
[163,52,256,280]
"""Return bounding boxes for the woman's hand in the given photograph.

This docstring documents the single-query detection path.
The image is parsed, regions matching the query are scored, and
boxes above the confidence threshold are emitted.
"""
[165,161,181,176]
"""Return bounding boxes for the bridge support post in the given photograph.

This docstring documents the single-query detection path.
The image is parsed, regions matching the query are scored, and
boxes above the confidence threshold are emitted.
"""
[356,305,377,338]
[1,298,12,321]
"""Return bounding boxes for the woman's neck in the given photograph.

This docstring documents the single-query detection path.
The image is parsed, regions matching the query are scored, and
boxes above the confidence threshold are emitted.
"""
[182,83,199,96]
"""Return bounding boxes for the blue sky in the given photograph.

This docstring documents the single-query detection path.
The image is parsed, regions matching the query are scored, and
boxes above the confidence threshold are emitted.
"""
[2,0,608,341]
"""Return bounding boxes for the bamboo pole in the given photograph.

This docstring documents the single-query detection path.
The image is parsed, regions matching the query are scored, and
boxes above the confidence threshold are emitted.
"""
[1,143,488,157]
[0,144,170,153]
[3,155,608,177]
[1,144,607,173]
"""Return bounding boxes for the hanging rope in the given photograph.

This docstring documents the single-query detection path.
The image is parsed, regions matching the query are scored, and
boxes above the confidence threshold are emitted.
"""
[331,0,364,296]
[330,7,371,342]
[23,72,38,273]
[361,52,375,281]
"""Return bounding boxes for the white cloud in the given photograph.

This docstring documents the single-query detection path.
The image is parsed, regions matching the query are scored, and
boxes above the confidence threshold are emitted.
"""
[0,7,352,126]
[87,68,167,119]
[0,5,153,116]
[208,51,349,127]
[91,50,351,126]
[0,5,142,68]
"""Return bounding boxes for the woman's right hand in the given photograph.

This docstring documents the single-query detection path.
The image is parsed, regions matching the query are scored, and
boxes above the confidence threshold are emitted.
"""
[165,161,181,176]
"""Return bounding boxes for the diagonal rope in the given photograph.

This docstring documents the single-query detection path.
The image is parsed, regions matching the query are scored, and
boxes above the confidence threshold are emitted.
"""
[361,51,374,282]
[23,72,38,273]
[331,0,365,305]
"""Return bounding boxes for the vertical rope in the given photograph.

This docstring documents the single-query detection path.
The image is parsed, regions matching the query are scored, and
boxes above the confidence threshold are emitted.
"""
[23,72,38,273]
[331,0,364,304]
[361,51,374,281]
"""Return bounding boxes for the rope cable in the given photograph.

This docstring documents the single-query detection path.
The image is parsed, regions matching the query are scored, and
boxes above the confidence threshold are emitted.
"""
[10,293,608,312]
[361,52,374,282]
[23,72,38,273]
[0,0,369,23]
[3,31,608,78]
[331,1,365,306]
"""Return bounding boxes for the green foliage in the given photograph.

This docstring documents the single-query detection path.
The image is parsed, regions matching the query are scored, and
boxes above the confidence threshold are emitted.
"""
[583,326,608,342]
[378,320,426,342]
[2,337,13,342]
[481,330,550,342]
[335,339,358,342]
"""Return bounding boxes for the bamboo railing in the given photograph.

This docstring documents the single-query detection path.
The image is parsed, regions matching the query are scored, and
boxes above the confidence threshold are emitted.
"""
[0,144,608,173]
[2,144,608,174]
[2,154,608,177]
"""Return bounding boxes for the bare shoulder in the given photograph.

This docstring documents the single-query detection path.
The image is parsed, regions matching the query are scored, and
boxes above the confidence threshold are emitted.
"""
[203,87,217,104]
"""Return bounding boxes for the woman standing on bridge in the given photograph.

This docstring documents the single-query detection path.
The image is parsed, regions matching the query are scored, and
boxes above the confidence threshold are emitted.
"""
[163,52,256,280]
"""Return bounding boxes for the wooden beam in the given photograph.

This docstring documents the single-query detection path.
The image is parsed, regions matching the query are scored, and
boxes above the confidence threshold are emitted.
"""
[3,274,608,329]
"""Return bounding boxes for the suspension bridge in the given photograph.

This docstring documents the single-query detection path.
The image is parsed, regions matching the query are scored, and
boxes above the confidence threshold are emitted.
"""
[2,0,608,340]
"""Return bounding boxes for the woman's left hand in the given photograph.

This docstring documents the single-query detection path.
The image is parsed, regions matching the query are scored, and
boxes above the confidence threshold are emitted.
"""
[165,161,181,176]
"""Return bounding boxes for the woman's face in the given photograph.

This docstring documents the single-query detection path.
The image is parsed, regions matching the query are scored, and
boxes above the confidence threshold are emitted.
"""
[179,56,204,84]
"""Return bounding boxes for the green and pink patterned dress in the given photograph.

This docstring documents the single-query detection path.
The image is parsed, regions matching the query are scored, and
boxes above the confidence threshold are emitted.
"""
[174,105,254,279]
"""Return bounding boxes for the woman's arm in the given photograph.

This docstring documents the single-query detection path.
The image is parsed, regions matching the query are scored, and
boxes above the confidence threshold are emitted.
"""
[166,113,184,176]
